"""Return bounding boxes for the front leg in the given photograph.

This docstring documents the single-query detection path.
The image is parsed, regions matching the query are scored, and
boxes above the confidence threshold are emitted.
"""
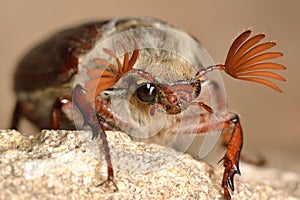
[51,97,72,129]
[203,113,243,200]
[72,85,118,191]
[180,112,243,199]
[221,114,243,200]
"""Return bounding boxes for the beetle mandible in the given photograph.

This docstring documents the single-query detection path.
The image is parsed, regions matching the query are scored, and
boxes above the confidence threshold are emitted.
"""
[11,17,286,200]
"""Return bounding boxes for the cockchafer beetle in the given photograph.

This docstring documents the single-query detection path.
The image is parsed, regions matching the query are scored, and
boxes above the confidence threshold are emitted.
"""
[11,17,286,199]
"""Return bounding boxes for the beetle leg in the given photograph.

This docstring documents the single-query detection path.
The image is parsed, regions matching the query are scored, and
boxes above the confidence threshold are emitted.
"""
[10,101,22,129]
[72,85,118,191]
[222,125,266,166]
[180,112,242,200]
[51,97,72,129]
[188,101,214,113]
[93,98,129,138]
[220,114,242,200]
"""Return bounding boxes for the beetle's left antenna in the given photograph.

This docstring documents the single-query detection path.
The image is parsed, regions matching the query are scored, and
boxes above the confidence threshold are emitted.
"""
[196,30,286,92]
[85,39,139,103]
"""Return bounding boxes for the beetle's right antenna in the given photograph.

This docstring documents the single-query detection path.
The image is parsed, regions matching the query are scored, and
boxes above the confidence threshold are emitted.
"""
[196,30,286,92]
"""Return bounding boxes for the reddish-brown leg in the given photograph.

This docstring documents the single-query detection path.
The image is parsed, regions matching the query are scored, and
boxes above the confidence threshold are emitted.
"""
[180,111,242,200]
[72,85,118,191]
[51,97,72,129]
[221,114,242,200]
[10,101,22,129]
[222,125,266,166]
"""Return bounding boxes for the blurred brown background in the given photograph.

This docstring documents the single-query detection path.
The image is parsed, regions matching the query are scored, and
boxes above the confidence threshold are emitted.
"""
[1,1,299,173]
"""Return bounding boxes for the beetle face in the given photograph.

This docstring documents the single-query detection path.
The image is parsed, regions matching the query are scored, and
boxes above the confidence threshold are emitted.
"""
[140,79,202,115]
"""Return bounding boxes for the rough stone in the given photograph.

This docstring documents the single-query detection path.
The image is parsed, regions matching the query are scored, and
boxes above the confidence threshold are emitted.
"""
[0,130,299,200]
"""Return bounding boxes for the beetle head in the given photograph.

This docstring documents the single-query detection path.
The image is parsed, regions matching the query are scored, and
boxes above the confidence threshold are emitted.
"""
[136,79,202,115]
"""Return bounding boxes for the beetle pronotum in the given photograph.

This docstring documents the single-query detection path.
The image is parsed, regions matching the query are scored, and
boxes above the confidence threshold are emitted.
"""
[11,17,286,199]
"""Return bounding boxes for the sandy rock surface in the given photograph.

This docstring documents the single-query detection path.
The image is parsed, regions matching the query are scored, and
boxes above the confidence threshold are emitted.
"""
[0,130,299,200]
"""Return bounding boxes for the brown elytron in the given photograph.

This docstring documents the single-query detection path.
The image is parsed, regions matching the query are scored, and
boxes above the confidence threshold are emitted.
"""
[77,30,285,199]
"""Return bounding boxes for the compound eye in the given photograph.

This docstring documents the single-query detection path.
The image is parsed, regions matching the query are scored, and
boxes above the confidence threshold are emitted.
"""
[136,83,157,103]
